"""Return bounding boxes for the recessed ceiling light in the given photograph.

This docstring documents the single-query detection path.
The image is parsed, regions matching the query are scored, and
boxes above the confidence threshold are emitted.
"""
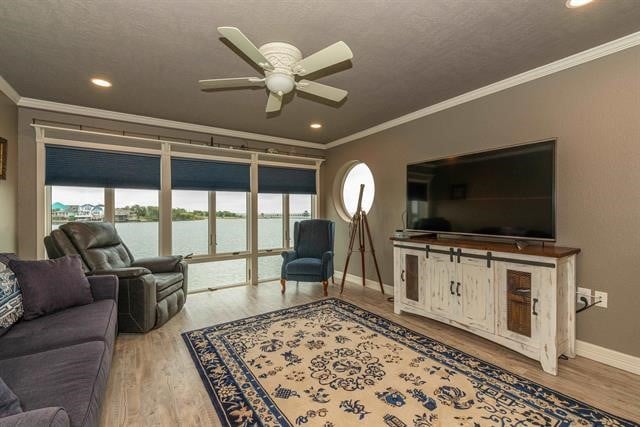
[566,0,594,8]
[310,123,322,129]
[91,78,112,88]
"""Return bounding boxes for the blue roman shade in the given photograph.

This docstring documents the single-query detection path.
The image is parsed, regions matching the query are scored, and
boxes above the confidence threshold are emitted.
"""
[171,157,250,192]
[45,145,161,189]
[258,166,317,194]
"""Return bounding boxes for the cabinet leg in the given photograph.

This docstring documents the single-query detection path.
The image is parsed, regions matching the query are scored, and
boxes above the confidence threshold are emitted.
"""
[540,348,558,375]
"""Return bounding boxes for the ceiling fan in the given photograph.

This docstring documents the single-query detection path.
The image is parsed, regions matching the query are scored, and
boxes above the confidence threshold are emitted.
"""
[199,27,354,113]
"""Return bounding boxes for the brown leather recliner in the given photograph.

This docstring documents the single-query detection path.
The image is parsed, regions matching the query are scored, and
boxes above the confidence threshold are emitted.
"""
[44,222,188,333]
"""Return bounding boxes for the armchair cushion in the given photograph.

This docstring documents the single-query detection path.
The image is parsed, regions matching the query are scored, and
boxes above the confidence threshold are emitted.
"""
[8,256,93,321]
[285,258,322,276]
[131,256,183,274]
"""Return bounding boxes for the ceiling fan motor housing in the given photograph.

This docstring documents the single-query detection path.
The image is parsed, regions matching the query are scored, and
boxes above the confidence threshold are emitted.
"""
[259,42,302,95]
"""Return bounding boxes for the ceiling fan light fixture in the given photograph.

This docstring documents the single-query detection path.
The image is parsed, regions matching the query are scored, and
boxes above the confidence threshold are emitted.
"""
[565,0,594,8]
[91,78,112,87]
[265,73,295,96]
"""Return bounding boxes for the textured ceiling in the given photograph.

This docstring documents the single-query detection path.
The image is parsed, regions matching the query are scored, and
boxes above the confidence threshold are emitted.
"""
[1,0,639,144]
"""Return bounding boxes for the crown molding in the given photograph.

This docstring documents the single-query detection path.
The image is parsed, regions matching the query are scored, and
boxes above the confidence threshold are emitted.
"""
[0,75,21,104]
[17,97,325,150]
[325,30,640,149]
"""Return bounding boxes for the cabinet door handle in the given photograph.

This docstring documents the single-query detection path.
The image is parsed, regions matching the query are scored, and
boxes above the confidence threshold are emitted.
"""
[449,280,454,295]
[401,270,405,282]
[532,298,539,316]
[456,282,461,296]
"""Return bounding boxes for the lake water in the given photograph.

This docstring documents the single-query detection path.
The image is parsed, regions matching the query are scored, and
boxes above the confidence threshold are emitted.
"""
[75,218,295,290]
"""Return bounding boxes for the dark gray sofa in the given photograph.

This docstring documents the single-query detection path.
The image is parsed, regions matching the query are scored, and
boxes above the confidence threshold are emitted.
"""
[0,274,118,427]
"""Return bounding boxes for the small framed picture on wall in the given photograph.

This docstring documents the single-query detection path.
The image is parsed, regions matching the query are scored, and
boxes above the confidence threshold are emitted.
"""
[0,137,7,180]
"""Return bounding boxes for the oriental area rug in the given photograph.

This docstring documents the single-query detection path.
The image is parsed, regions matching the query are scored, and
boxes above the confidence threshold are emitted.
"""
[182,298,636,427]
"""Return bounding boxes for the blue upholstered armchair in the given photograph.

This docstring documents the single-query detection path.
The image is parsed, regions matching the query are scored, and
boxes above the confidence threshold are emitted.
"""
[280,219,335,296]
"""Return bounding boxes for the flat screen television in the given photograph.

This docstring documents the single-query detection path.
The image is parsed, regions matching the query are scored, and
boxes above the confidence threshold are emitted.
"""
[406,140,555,241]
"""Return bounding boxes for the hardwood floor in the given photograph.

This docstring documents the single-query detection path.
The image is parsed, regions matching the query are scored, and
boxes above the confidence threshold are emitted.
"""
[100,281,640,426]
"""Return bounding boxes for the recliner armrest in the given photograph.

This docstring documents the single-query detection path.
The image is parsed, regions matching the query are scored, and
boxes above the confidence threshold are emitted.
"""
[87,274,119,301]
[131,256,184,273]
[92,267,151,278]
[0,407,70,427]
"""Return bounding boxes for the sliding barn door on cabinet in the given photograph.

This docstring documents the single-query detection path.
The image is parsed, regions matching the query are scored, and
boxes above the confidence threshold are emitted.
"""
[457,256,495,333]
[428,253,456,318]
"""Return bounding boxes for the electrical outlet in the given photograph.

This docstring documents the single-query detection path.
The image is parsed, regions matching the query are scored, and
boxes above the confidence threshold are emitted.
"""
[594,290,608,308]
[577,287,591,304]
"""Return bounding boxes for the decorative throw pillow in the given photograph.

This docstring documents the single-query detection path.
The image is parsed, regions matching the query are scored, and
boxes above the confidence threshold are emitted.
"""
[8,255,94,320]
[0,254,22,336]
[0,376,22,417]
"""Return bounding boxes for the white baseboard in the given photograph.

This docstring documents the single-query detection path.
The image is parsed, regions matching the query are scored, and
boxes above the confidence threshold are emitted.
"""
[334,270,394,296]
[335,270,640,376]
[575,340,640,376]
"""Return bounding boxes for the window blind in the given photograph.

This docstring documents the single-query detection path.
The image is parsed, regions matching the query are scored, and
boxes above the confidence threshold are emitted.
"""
[45,145,161,189]
[258,165,317,194]
[171,157,250,192]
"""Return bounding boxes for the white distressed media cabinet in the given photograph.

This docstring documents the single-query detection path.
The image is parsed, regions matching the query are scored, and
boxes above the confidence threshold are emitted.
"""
[392,235,580,375]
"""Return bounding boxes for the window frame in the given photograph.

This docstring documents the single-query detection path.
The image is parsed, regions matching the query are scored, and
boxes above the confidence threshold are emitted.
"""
[335,160,376,222]
[39,133,320,290]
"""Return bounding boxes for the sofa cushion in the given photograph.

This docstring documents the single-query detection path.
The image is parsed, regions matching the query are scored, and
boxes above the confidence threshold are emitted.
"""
[285,258,322,276]
[0,407,70,427]
[0,256,23,337]
[0,341,111,427]
[0,376,21,417]
[0,300,116,360]
[9,256,93,321]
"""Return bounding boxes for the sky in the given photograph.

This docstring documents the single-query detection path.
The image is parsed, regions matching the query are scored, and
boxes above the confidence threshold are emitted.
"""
[50,163,374,215]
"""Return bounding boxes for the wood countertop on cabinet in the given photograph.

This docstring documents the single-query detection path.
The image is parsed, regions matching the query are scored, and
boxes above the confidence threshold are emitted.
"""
[391,235,580,259]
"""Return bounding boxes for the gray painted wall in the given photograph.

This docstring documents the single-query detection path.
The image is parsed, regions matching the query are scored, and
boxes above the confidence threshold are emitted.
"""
[16,108,324,259]
[0,90,17,252]
[323,46,640,357]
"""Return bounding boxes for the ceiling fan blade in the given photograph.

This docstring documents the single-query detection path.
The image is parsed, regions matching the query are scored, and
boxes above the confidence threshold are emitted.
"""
[265,92,282,113]
[296,80,348,102]
[217,27,273,70]
[199,77,264,91]
[293,41,353,76]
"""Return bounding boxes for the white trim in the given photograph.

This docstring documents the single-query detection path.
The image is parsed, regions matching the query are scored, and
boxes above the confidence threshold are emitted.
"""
[575,340,640,376]
[334,270,394,295]
[0,75,20,104]
[19,97,322,149]
[325,31,640,148]
[32,124,325,163]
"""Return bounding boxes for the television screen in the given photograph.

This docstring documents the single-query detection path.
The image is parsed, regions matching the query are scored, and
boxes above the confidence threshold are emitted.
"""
[407,140,555,240]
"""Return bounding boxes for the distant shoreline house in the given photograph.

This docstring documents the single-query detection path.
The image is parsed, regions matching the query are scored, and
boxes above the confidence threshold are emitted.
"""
[51,202,105,222]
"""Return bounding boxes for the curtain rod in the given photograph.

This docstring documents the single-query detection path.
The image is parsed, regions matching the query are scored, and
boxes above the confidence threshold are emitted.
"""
[31,124,325,164]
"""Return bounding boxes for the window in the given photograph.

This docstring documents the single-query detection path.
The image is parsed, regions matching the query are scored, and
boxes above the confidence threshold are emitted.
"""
[189,259,247,291]
[114,189,159,258]
[258,193,284,250]
[50,186,104,231]
[172,190,209,256]
[341,162,375,218]
[216,191,247,254]
[258,255,282,282]
[289,194,313,247]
